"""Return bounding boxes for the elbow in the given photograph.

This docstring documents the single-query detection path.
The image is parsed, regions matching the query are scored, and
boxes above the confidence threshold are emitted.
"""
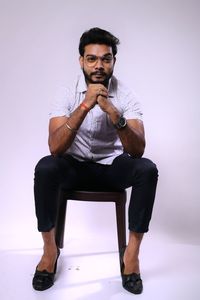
[136,140,146,158]
[130,139,146,158]
[48,135,70,156]
[48,139,63,156]
[49,143,58,156]
[134,149,144,158]
[133,149,144,158]
[49,145,64,157]
[48,138,55,155]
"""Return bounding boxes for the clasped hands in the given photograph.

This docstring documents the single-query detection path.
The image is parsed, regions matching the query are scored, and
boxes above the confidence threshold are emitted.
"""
[84,83,114,113]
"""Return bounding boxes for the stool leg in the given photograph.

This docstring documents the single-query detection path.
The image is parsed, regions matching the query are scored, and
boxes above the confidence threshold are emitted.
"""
[55,198,67,248]
[115,197,126,252]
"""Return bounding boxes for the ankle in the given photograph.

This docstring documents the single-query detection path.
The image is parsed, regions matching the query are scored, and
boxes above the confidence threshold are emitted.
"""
[43,245,57,256]
[37,248,58,272]
[123,254,140,274]
[123,247,140,274]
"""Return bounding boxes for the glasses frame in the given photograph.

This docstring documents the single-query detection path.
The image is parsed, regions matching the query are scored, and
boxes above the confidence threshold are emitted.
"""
[84,54,114,67]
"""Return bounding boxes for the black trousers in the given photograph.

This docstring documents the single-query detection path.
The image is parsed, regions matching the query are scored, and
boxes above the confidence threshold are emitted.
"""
[34,153,158,233]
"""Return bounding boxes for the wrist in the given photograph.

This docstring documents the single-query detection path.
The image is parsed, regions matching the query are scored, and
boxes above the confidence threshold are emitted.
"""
[107,106,121,122]
[80,101,90,112]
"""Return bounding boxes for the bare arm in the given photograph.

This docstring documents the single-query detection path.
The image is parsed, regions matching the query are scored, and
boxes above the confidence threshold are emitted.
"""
[48,83,108,155]
[48,106,87,155]
[117,119,145,157]
[97,95,145,158]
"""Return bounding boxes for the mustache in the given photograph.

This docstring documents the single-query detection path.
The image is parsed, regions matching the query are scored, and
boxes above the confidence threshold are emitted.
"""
[91,71,106,76]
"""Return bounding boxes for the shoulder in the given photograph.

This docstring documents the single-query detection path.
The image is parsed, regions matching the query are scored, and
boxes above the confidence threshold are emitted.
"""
[49,75,81,118]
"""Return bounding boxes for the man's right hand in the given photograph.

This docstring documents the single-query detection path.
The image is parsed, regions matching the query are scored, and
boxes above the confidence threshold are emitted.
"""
[84,84,108,110]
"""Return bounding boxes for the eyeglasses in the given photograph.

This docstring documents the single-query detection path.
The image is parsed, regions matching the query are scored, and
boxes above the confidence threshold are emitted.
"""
[84,54,114,67]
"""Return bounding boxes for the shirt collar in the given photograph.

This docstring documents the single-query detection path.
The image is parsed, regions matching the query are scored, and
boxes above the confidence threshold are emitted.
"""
[76,73,87,93]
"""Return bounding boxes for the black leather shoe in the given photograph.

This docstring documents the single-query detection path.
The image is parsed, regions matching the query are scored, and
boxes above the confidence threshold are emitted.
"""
[32,248,60,291]
[120,247,143,294]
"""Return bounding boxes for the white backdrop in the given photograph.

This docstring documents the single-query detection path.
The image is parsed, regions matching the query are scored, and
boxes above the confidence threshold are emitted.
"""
[0,0,199,248]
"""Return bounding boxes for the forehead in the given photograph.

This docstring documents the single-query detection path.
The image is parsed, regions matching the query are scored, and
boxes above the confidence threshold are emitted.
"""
[84,44,113,56]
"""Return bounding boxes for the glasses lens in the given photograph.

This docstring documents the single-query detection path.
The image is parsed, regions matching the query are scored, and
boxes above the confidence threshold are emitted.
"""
[85,56,98,66]
[102,55,113,63]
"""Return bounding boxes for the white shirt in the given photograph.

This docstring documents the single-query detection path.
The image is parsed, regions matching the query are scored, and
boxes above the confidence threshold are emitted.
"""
[49,74,143,164]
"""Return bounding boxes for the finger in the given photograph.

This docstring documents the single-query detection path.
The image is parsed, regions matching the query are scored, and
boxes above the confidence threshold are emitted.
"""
[96,88,108,97]
[97,95,105,103]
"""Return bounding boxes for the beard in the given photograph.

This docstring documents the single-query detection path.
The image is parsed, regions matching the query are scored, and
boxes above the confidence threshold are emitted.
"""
[82,68,113,87]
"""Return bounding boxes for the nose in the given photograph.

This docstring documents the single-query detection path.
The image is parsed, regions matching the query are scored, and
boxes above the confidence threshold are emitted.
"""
[95,57,104,69]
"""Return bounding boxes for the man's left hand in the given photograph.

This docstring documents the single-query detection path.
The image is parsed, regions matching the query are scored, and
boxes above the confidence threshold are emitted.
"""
[97,95,116,115]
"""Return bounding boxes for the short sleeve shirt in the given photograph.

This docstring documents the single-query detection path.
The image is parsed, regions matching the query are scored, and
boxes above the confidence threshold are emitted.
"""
[49,74,143,164]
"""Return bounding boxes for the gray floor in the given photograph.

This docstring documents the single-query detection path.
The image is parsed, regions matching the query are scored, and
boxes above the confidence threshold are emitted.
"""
[0,231,199,300]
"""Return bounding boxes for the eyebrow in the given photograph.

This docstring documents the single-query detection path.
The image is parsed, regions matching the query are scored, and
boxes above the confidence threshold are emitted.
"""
[85,53,113,57]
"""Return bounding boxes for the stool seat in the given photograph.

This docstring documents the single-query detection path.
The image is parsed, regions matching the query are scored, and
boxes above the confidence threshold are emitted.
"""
[55,190,127,252]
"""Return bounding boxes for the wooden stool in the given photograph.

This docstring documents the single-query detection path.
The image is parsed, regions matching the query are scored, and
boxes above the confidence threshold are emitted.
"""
[55,190,127,252]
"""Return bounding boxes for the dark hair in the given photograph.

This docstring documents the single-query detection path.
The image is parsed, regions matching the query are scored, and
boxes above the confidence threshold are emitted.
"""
[79,27,120,57]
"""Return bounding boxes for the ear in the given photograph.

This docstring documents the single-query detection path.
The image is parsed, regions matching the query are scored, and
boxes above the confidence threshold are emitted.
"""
[79,56,84,69]
[113,56,116,65]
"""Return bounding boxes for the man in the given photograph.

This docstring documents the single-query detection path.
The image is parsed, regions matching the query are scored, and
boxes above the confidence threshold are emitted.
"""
[32,27,158,294]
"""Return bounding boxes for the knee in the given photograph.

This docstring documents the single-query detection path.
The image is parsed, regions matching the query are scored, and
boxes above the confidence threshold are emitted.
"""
[138,158,158,182]
[34,155,58,178]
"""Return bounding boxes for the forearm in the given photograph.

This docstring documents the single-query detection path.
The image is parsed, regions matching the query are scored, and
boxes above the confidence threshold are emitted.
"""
[49,84,103,156]
[104,102,145,157]
[48,104,88,155]
[117,124,145,157]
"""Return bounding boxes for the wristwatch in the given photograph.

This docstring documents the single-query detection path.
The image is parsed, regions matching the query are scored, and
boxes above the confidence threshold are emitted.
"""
[114,115,127,129]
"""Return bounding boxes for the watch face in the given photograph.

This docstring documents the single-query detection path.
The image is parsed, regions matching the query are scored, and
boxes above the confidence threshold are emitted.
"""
[119,116,126,127]
[115,116,127,129]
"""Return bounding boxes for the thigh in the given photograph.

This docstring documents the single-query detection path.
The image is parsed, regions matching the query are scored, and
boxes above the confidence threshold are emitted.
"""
[35,155,111,191]
[104,153,158,190]
[34,155,81,189]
